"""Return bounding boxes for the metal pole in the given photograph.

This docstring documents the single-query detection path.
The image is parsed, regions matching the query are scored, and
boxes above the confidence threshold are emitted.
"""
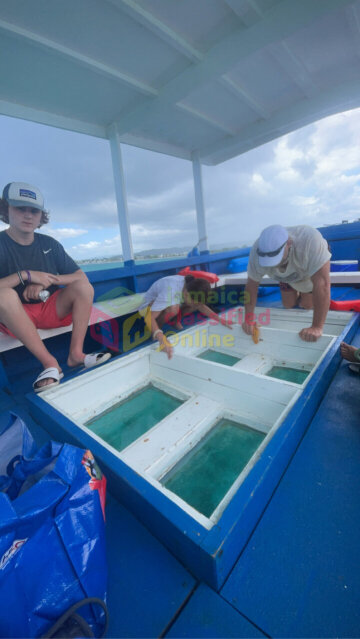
[192,155,209,254]
[108,124,134,265]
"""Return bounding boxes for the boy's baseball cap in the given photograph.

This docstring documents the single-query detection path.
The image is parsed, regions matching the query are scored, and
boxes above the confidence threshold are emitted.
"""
[257,225,289,267]
[2,182,45,211]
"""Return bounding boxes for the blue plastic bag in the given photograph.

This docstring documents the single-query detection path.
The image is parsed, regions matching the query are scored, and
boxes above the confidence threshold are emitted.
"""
[0,413,107,638]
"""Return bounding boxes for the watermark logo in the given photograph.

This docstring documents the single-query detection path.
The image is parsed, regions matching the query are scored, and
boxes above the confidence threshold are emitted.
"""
[89,284,271,354]
[123,312,151,352]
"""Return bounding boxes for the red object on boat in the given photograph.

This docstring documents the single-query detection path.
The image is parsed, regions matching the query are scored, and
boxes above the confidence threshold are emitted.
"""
[178,266,219,283]
[329,299,360,312]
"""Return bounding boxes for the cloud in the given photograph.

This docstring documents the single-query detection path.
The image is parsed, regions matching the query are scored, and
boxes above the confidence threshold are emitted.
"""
[43,227,88,240]
[2,106,360,258]
[250,173,273,194]
[74,241,101,250]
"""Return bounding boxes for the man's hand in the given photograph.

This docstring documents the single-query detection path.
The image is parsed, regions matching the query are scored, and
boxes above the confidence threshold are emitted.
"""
[299,326,323,342]
[23,284,44,302]
[242,321,254,336]
[28,271,60,288]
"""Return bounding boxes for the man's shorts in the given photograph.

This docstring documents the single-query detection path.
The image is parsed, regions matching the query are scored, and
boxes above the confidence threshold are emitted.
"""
[279,282,314,294]
[0,289,73,337]
[279,282,297,292]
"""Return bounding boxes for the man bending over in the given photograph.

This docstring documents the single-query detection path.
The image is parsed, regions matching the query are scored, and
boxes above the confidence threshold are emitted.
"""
[242,224,331,342]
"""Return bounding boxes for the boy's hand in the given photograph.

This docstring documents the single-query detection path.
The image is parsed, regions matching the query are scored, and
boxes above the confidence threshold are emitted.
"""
[23,284,44,302]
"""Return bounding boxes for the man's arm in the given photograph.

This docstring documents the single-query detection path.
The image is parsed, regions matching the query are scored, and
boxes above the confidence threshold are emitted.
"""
[242,278,260,335]
[299,261,330,342]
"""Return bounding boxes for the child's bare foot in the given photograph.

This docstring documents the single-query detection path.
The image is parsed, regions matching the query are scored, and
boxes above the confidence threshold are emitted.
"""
[340,342,360,363]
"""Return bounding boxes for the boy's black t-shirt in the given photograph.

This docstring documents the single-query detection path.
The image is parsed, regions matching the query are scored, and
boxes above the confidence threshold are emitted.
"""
[0,231,79,303]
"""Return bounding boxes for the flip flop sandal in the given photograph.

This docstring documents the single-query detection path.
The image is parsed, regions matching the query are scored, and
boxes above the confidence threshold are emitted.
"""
[33,367,63,393]
[83,352,111,369]
[348,363,360,374]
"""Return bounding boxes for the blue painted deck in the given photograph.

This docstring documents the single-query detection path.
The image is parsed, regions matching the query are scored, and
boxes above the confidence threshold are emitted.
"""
[1,274,360,636]
[164,325,360,639]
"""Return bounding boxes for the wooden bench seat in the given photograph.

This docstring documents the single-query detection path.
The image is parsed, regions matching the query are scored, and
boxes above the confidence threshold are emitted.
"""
[217,270,360,287]
[0,293,143,354]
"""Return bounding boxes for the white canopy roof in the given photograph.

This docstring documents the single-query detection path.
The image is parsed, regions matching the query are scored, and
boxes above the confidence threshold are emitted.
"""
[1,0,360,165]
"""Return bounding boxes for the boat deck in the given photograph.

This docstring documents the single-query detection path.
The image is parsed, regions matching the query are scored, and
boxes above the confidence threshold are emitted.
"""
[2,286,359,637]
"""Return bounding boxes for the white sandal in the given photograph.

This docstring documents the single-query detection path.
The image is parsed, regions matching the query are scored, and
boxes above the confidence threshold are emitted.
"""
[348,363,360,374]
[33,367,63,393]
[83,352,111,369]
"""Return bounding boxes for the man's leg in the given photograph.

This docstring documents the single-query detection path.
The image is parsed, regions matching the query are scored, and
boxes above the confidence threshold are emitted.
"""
[279,282,299,308]
[298,293,313,310]
[0,288,61,387]
[55,278,94,367]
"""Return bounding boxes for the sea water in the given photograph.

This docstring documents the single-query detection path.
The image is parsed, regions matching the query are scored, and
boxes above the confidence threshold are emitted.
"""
[266,366,309,384]
[162,419,265,517]
[197,349,240,366]
[86,385,183,452]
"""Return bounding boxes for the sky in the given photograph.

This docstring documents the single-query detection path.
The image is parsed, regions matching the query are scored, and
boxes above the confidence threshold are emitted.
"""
[1,106,360,261]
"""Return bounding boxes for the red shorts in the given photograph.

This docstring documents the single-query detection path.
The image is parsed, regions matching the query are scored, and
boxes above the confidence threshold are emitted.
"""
[0,289,73,337]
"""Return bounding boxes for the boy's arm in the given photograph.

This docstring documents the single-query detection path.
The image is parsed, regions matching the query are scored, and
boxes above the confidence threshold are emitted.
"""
[0,270,59,289]
[54,269,89,286]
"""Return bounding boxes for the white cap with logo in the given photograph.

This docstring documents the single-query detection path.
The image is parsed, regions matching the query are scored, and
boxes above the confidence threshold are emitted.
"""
[256,225,289,267]
[2,182,45,211]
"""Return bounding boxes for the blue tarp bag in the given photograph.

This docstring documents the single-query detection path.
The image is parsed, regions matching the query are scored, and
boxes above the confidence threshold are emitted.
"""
[0,412,108,638]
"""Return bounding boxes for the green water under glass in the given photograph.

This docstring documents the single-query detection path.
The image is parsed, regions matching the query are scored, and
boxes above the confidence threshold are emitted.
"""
[266,366,309,384]
[85,384,183,452]
[162,419,265,518]
[197,349,240,366]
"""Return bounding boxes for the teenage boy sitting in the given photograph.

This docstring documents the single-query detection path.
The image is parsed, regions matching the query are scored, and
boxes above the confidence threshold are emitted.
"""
[0,182,110,392]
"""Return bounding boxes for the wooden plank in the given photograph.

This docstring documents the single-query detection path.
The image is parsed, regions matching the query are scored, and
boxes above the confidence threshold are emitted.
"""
[223,271,360,286]
[122,395,221,476]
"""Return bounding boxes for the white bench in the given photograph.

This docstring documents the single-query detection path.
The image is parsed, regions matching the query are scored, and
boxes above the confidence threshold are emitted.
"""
[217,271,360,287]
[0,293,144,354]
[1,269,359,354]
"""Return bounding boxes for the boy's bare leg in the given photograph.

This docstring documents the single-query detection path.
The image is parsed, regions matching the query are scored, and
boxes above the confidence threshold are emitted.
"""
[55,278,94,367]
[0,288,61,387]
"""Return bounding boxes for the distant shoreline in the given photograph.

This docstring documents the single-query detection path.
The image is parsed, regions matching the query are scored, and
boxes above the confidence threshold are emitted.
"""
[78,247,240,267]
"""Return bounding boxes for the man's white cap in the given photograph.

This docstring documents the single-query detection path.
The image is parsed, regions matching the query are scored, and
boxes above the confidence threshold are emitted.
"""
[257,225,289,267]
[2,182,45,211]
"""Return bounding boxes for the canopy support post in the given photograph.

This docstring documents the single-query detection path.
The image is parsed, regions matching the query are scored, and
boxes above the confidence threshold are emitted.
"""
[108,124,134,266]
[192,155,209,255]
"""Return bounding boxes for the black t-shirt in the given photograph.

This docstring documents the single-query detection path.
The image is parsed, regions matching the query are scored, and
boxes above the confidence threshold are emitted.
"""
[0,231,79,303]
